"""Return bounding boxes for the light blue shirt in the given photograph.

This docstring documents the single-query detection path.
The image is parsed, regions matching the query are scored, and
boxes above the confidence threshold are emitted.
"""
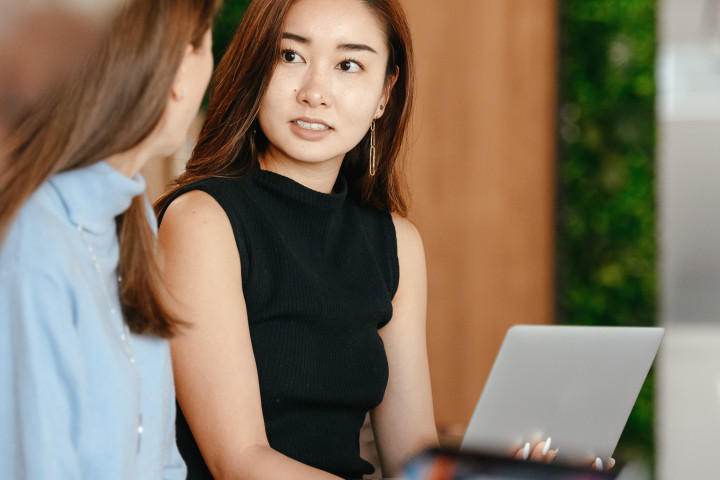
[0,162,186,479]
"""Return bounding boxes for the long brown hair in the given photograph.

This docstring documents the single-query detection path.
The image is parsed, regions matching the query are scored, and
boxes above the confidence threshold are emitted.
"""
[0,0,219,337]
[157,0,415,216]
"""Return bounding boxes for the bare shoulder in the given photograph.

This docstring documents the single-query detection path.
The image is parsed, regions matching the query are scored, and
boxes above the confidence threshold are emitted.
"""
[391,213,424,258]
[157,189,243,325]
[157,189,237,268]
[160,190,229,233]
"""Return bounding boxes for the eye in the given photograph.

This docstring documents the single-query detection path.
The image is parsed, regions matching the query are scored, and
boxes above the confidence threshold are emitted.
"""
[338,59,363,73]
[281,49,303,63]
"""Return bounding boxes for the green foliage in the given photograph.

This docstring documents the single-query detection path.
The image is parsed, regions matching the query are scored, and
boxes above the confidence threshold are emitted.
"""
[213,0,251,64]
[203,0,249,108]
[558,0,657,469]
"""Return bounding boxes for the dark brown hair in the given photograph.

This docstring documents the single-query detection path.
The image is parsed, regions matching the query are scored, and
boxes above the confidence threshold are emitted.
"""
[156,0,415,215]
[0,0,219,337]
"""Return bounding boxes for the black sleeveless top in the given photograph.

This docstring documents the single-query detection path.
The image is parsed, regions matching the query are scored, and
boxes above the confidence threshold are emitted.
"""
[159,167,399,479]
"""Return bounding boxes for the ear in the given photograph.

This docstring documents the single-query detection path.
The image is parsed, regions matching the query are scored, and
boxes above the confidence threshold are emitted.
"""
[170,43,195,101]
[375,66,399,120]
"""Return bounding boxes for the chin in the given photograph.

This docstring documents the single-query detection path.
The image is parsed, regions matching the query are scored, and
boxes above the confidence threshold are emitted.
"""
[286,148,347,165]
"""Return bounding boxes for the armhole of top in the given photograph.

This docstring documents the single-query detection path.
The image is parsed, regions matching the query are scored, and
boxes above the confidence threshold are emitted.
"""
[360,208,400,301]
[386,212,400,300]
[157,181,250,287]
[373,210,399,330]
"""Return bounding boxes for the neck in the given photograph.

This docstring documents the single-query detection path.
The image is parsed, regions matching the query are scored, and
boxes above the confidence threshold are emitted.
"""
[259,152,343,194]
[105,143,153,179]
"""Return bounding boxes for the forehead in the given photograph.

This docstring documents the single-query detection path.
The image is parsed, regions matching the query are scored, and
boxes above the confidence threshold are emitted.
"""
[283,0,387,51]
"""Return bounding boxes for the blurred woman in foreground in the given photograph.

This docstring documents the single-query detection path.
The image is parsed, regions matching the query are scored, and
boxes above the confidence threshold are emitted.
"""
[0,0,217,477]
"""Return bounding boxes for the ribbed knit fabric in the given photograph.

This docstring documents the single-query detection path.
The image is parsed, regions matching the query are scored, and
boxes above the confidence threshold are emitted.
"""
[158,166,399,480]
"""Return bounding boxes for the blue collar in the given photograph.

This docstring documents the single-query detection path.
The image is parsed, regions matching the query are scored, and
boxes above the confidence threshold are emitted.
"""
[49,161,146,234]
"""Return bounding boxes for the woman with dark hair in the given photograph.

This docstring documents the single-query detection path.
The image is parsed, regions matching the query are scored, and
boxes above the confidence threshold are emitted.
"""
[156,0,438,478]
[0,0,217,477]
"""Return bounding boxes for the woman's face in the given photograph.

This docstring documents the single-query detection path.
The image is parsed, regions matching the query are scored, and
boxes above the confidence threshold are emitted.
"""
[258,0,390,169]
[182,29,215,127]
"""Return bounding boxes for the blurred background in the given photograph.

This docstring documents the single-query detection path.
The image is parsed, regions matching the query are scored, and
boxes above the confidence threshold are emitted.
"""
[5,0,719,478]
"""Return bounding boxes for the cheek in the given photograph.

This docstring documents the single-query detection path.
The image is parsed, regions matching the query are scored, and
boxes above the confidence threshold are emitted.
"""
[336,88,382,135]
[202,55,214,86]
[267,69,297,98]
[257,94,286,142]
[335,75,385,117]
[187,56,213,108]
[258,90,279,128]
[259,73,293,117]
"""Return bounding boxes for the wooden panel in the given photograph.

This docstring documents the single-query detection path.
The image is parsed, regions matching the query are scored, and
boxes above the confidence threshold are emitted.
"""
[401,0,557,442]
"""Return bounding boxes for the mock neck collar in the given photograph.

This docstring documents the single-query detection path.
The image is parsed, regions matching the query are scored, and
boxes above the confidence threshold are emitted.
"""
[252,166,347,212]
[49,161,146,234]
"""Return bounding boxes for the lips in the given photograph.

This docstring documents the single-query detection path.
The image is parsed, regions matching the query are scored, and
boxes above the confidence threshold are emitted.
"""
[292,118,331,131]
[288,117,334,141]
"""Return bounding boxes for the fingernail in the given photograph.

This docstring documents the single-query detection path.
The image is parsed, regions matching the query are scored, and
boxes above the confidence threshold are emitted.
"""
[553,448,559,459]
[522,442,530,460]
[594,457,603,471]
[608,458,616,469]
[542,437,552,456]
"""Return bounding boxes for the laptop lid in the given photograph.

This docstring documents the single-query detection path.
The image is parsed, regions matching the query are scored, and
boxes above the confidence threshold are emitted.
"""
[460,325,664,464]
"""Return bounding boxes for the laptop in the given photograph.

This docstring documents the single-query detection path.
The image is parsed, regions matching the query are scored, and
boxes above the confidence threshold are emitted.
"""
[460,325,664,465]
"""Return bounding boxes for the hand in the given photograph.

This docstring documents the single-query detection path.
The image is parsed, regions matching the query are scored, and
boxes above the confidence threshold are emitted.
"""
[591,457,616,471]
[513,437,557,463]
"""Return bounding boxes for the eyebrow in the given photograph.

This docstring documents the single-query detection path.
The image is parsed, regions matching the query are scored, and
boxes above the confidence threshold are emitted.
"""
[281,32,378,54]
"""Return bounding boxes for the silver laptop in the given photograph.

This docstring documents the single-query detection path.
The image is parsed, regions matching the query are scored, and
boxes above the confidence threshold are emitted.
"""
[460,325,664,464]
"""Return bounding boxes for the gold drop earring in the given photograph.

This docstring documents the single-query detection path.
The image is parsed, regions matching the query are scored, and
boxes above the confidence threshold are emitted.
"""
[369,119,376,177]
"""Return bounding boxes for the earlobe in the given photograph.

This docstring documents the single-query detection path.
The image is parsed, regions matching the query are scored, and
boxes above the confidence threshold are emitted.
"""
[374,104,385,120]
[170,69,184,101]
[171,85,186,101]
[377,66,399,119]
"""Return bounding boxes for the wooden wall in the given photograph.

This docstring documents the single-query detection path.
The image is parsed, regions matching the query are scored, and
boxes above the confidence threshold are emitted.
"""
[400,0,558,443]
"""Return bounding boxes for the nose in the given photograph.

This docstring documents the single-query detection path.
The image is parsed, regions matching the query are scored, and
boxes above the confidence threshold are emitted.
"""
[296,67,331,108]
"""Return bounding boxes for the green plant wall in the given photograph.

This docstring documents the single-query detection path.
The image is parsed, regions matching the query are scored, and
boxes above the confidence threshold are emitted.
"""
[557,0,657,468]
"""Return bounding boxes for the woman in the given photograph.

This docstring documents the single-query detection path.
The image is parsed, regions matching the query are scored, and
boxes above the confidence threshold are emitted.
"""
[0,0,217,477]
[156,0,439,478]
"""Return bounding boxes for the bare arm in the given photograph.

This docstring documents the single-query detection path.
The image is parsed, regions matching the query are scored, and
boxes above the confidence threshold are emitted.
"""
[370,214,439,477]
[158,191,341,480]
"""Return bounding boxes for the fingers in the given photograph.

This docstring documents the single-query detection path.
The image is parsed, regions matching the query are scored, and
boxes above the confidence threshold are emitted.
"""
[513,438,557,462]
[550,448,559,462]
[542,437,552,456]
[530,440,547,461]
[518,447,614,469]
[512,441,533,460]
[519,442,531,460]
[592,457,616,470]
[532,437,558,462]
[540,437,558,462]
